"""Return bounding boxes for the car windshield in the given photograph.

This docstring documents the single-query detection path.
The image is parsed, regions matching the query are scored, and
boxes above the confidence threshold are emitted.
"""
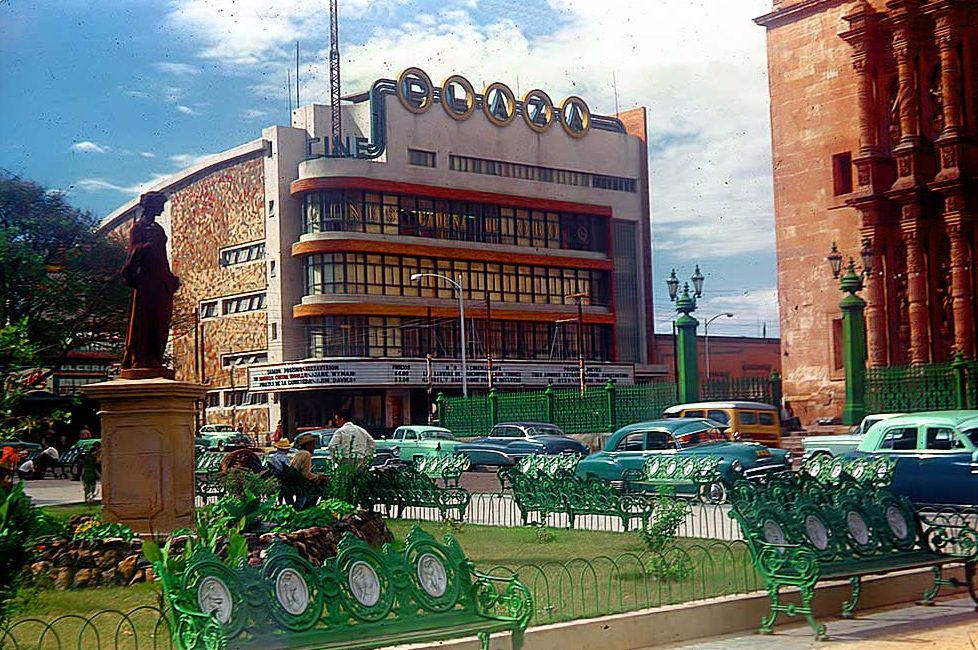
[526,426,562,436]
[673,428,726,448]
[422,431,453,440]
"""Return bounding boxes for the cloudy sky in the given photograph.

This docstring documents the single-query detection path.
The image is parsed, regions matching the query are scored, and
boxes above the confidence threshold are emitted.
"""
[0,0,778,338]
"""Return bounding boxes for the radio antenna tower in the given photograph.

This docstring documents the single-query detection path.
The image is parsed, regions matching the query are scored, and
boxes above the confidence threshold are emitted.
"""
[329,0,342,143]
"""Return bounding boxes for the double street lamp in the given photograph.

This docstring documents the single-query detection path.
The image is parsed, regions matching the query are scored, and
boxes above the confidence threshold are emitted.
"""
[667,265,706,402]
[411,272,468,398]
[565,292,588,396]
[826,240,874,425]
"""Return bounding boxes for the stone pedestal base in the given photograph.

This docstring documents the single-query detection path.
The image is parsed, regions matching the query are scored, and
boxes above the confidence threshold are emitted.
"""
[81,378,205,534]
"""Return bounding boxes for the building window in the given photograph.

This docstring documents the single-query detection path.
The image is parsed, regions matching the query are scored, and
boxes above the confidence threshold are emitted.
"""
[224,390,248,407]
[269,260,277,278]
[832,152,853,196]
[408,148,437,168]
[222,292,266,315]
[268,199,275,217]
[832,317,844,371]
[271,322,278,340]
[205,392,221,409]
[200,300,218,319]
[221,351,268,368]
[220,241,265,267]
[449,154,637,193]
[300,189,610,253]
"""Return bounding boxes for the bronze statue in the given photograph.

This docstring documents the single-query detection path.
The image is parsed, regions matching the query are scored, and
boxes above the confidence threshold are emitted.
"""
[120,191,181,379]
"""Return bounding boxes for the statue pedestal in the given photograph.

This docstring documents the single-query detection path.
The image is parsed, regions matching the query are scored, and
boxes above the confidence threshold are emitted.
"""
[81,378,205,534]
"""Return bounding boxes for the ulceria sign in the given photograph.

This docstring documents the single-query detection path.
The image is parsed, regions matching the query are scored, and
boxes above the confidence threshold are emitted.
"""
[249,360,634,392]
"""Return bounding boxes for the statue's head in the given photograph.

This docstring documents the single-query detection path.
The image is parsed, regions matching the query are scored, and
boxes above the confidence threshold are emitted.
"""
[139,191,167,218]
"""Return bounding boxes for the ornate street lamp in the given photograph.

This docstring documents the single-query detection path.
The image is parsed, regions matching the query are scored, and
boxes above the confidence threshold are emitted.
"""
[826,241,873,425]
[704,312,735,379]
[667,267,707,402]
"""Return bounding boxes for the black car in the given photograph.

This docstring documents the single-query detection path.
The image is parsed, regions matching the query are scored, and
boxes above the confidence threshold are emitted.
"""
[456,422,590,467]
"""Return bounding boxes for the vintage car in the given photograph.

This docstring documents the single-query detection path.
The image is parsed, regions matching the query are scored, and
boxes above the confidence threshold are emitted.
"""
[577,418,792,502]
[376,426,462,463]
[293,428,336,450]
[845,410,978,505]
[801,413,903,459]
[455,422,589,467]
[663,401,782,447]
[300,428,400,469]
[197,424,241,450]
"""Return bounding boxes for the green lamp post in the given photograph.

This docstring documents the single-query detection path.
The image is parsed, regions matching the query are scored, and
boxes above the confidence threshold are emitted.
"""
[667,265,705,402]
[827,240,873,426]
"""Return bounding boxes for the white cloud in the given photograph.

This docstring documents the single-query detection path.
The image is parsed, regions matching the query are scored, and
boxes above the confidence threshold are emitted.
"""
[139,151,156,158]
[154,62,201,76]
[654,288,780,338]
[241,108,270,120]
[70,141,110,154]
[169,152,214,168]
[175,105,197,115]
[75,173,170,195]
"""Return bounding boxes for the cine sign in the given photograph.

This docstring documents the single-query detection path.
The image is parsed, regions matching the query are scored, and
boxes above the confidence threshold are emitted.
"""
[249,360,634,392]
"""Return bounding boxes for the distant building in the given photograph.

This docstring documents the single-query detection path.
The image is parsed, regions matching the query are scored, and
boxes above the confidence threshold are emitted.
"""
[755,1,978,421]
[100,69,659,435]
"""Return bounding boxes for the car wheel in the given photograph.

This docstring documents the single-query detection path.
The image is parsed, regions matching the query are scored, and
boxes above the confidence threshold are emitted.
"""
[217,441,226,452]
[699,482,727,505]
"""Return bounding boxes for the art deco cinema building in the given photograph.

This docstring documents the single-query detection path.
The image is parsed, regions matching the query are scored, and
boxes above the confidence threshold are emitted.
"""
[100,69,656,434]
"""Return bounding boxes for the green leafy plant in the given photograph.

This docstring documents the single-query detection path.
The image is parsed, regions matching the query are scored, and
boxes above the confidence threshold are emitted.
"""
[528,521,556,545]
[71,516,136,542]
[268,498,355,533]
[328,458,372,505]
[640,488,694,582]
[219,469,279,502]
[0,482,37,625]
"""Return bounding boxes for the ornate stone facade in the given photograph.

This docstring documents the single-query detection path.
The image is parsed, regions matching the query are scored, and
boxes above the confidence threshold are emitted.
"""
[757,0,978,420]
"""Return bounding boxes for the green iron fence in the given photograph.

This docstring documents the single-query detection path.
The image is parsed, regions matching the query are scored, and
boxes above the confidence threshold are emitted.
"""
[0,606,173,650]
[866,356,977,413]
[439,374,781,436]
[483,540,761,625]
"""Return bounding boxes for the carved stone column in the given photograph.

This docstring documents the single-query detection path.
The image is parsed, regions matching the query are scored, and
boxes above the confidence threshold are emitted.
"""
[863,248,888,367]
[900,205,931,364]
[946,212,974,357]
[933,3,964,135]
[892,24,920,146]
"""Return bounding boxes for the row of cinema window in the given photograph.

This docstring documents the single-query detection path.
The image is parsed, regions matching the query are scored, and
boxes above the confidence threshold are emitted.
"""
[306,316,614,361]
[302,190,609,253]
[304,253,611,307]
[447,154,638,193]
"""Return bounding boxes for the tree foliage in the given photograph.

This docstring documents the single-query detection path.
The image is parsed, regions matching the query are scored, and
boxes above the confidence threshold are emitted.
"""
[0,171,129,372]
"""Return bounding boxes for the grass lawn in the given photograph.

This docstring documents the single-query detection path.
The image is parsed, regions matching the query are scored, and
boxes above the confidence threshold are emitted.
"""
[39,502,101,519]
[3,518,761,646]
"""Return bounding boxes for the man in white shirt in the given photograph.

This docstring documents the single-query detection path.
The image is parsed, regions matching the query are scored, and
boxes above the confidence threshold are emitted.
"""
[327,410,376,461]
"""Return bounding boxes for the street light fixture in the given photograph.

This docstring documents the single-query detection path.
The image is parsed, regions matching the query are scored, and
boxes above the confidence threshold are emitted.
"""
[565,291,588,396]
[412,272,468,398]
[666,266,707,402]
[704,313,734,379]
[825,240,874,425]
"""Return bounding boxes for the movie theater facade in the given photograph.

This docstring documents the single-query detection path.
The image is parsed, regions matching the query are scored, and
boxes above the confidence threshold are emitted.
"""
[101,69,657,434]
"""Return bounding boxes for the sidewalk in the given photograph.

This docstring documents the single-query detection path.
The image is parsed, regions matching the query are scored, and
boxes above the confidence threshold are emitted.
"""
[657,596,978,649]
[21,478,96,506]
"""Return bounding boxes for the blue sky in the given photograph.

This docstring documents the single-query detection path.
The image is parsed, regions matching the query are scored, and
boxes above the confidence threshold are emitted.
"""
[0,0,778,338]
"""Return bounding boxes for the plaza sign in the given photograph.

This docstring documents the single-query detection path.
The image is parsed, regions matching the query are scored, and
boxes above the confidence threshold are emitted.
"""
[304,67,595,161]
[248,359,634,392]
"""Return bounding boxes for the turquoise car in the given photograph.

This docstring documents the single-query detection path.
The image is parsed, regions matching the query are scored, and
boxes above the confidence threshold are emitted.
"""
[845,410,978,505]
[576,418,792,502]
[197,424,241,450]
[376,426,462,463]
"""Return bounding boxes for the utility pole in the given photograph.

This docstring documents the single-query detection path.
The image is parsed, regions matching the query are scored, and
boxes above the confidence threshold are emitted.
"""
[485,294,494,390]
[566,292,588,396]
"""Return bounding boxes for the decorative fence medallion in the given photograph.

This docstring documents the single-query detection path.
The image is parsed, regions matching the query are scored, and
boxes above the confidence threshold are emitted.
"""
[886,506,909,540]
[846,511,871,546]
[805,515,829,550]
[197,576,233,624]
[763,520,786,545]
[348,561,381,607]
[417,553,448,598]
[275,569,310,616]
[666,459,678,476]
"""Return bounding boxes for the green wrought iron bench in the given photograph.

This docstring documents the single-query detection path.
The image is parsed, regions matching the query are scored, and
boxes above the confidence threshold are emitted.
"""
[623,455,727,503]
[728,455,978,640]
[503,454,653,530]
[154,526,532,650]
[364,466,470,520]
[414,453,471,487]
[195,451,228,502]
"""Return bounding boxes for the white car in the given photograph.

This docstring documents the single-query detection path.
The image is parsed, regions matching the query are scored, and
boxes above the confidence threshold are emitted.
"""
[800,413,904,459]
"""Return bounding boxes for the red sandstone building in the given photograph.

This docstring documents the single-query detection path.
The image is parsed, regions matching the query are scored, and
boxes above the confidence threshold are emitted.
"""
[756,0,978,420]
[100,69,660,435]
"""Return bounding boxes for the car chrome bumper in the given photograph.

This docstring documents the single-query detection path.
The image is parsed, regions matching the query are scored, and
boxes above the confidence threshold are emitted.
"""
[742,464,791,481]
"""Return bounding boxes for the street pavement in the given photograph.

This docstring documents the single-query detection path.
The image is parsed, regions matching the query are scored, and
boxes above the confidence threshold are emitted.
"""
[656,596,978,650]
[21,478,95,506]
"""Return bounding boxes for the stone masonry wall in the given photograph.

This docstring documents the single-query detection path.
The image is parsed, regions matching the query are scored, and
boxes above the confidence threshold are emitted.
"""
[764,1,864,422]
[167,156,269,434]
